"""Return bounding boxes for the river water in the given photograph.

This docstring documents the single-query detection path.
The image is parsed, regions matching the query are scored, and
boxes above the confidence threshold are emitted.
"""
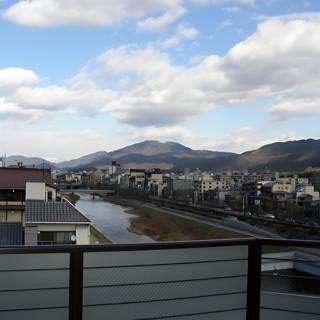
[75,193,154,244]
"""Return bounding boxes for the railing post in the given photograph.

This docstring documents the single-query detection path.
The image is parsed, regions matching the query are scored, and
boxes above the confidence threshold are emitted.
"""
[246,241,262,320]
[69,251,83,320]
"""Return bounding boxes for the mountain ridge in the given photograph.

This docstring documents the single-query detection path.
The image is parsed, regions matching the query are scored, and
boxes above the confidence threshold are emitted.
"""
[2,139,320,171]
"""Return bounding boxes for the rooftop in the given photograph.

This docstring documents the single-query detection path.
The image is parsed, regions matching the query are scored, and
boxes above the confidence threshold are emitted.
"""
[0,167,53,189]
[25,200,90,224]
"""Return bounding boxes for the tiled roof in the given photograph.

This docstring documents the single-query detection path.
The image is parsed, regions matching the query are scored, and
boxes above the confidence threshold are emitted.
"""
[25,200,90,224]
[0,168,53,189]
[0,223,23,246]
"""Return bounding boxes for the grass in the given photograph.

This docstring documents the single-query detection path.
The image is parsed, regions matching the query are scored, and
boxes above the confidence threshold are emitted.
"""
[106,196,247,241]
[64,193,80,205]
[90,225,112,244]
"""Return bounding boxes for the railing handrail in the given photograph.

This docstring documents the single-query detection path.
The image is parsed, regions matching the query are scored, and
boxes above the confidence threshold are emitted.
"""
[0,237,319,320]
[0,237,319,254]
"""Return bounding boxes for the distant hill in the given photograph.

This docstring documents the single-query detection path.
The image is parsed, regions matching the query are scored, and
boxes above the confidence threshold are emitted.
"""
[3,139,320,172]
[2,155,55,169]
[193,139,320,171]
[66,141,235,170]
[57,151,110,169]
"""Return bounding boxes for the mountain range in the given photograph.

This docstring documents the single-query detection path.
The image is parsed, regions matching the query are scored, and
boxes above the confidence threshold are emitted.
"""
[2,139,320,172]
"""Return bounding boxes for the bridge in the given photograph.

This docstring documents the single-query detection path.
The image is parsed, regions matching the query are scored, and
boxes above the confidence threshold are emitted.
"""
[59,189,115,199]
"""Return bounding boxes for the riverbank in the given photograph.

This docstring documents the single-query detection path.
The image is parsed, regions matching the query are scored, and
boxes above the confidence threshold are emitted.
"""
[105,196,246,241]
[90,225,112,244]
[63,193,112,244]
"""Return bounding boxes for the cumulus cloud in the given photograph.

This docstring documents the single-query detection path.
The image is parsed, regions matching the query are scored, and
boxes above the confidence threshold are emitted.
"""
[0,98,43,121]
[12,85,117,115]
[0,68,39,88]
[2,0,255,28]
[2,17,320,126]
[269,99,320,120]
[83,18,320,125]
[3,0,183,27]
[257,11,320,23]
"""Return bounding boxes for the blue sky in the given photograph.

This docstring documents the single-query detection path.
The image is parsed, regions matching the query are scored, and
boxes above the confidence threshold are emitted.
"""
[0,0,320,162]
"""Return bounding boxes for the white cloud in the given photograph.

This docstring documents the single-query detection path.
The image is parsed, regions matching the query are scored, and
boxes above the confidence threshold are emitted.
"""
[191,0,255,5]
[137,6,186,32]
[210,127,297,153]
[0,127,109,162]
[217,19,233,29]
[3,0,184,27]
[257,11,320,23]
[269,98,320,120]
[129,125,206,147]
[12,85,117,115]
[223,6,241,13]
[89,18,320,125]
[0,68,39,88]
[3,0,255,28]
[160,23,199,47]
[2,16,320,127]
[0,98,44,121]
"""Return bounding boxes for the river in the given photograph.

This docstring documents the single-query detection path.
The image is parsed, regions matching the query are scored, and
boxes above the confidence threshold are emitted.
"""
[75,193,155,243]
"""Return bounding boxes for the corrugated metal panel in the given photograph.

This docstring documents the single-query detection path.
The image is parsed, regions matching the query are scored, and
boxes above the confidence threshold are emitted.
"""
[0,253,69,320]
[261,291,320,319]
[0,223,23,246]
[83,246,248,320]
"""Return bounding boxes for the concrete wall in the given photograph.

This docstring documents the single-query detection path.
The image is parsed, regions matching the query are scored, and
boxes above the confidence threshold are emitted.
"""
[76,225,91,245]
[24,226,38,245]
[26,182,46,200]
[46,185,57,201]
[26,182,57,201]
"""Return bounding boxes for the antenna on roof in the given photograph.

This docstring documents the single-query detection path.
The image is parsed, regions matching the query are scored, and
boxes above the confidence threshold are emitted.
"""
[0,154,6,168]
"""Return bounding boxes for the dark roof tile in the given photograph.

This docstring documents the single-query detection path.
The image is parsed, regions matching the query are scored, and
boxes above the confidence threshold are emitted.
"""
[25,200,90,224]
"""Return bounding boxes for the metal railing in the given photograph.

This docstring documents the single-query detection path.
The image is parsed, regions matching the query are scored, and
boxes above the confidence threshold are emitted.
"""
[0,238,319,320]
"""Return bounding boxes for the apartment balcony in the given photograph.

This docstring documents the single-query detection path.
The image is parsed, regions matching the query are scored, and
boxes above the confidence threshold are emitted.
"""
[0,238,319,320]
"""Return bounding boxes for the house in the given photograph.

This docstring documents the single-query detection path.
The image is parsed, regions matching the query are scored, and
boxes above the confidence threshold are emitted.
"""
[24,200,91,245]
[0,167,93,246]
[0,167,54,223]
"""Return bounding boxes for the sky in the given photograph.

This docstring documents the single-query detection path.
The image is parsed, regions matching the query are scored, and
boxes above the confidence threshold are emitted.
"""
[0,0,320,162]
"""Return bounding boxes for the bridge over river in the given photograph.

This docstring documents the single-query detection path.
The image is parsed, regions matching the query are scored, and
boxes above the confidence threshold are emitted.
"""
[59,189,115,199]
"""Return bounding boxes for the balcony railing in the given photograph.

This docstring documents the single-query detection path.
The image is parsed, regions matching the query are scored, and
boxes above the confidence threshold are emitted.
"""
[0,238,319,320]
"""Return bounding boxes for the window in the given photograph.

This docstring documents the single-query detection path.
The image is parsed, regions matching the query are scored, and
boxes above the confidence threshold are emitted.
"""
[47,191,53,201]
[38,231,76,245]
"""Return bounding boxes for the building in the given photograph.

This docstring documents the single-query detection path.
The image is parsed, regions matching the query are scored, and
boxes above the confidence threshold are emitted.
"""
[0,167,54,223]
[24,200,91,245]
[0,167,93,246]
[308,172,320,191]
[129,169,146,189]
[295,185,320,202]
